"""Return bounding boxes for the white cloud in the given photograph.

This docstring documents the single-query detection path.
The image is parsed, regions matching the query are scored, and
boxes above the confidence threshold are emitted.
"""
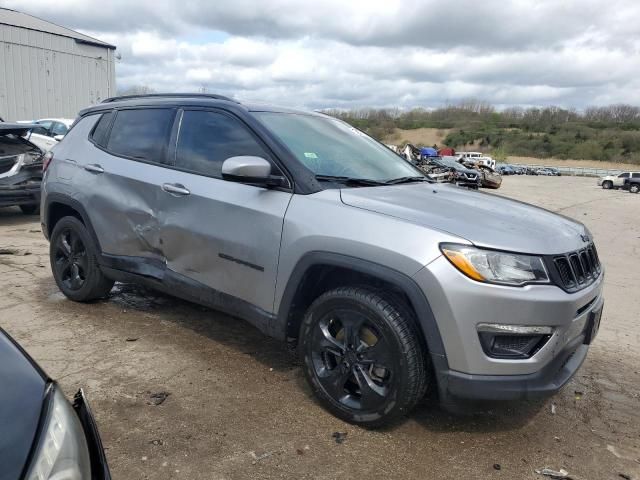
[5,0,640,109]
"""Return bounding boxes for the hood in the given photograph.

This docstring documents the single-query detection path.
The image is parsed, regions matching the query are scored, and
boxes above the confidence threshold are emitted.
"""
[0,329,48,480]
[340,183,589,255]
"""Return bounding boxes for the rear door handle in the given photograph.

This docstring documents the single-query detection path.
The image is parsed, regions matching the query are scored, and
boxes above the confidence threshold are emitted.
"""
[84,164,104,174]
[162,183,190,196]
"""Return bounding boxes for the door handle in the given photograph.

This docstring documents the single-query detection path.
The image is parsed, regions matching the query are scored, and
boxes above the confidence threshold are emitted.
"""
[162,183,190,196]
[84,164,104,174]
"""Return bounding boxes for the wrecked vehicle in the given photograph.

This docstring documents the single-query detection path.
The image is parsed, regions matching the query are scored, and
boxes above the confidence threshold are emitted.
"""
[461,160,502,189]
[42,93,604,427]
[0,327,110,479]
[433,156,481,188]
[0,120,43,214]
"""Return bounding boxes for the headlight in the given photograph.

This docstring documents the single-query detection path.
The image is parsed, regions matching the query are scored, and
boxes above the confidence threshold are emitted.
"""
[440,243,549,286]
[26,386,91,480]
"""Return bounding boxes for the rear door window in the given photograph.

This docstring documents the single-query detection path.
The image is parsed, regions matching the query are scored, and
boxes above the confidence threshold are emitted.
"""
[175,110,269,178]
[106,109,174,163]
[632,173,640,178]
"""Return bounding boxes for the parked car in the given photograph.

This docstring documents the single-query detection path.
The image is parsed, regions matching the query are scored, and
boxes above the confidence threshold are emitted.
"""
[432,156,481,188]
[545,167,561,176]
[622,174,640,193]
[525,167,539,175]
[0,121,44,214]
[535,168,555,176]
[497,164,515,175]
[597,171,639,190]
[19,118,75,152]
[0,327,110,479]
[42,93,604,426]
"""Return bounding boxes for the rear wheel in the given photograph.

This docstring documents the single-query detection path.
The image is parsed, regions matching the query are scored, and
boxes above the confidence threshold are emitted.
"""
[299,286,427,427]
[602,181,613,190]
[20,204,40,215]
[630,184,640,194]
[49,216,114,301]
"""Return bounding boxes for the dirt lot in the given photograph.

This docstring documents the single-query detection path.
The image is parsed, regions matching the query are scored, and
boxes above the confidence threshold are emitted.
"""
[1,176,639,480]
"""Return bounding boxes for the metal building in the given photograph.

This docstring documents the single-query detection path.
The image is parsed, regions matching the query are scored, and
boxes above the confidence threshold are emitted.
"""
[0,7,116,121]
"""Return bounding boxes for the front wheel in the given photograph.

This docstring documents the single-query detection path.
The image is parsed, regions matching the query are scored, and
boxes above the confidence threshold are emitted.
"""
[602,181,613,189]
[299,287,428,427]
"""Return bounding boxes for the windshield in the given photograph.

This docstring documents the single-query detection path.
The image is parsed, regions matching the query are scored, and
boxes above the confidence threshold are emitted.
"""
[254,112,423,182]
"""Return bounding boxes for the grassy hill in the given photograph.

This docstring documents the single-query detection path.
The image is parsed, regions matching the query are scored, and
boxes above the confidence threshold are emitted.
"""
[327,102,640,165]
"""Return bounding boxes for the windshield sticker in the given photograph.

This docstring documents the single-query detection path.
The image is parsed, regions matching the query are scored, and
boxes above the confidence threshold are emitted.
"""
[304,152,318,159]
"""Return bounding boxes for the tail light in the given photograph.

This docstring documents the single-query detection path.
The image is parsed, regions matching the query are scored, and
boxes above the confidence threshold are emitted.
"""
[43,151,54,172]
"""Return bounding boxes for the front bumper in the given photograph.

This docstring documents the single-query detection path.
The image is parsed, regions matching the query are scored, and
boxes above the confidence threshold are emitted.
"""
[0,167,42,207]
[413,255,604,401]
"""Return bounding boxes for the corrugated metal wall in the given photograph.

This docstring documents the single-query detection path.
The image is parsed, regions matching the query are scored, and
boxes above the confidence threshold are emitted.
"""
[0,24,115,120]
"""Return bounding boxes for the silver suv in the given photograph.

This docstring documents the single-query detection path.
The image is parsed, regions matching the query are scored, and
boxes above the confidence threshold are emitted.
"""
[41,94,605,426]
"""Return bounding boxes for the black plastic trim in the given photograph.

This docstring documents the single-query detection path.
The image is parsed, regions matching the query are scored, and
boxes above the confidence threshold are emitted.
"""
[43,193,102,248]
[275,251,448,360]
[99,257,275,336]
[440,337,589,403]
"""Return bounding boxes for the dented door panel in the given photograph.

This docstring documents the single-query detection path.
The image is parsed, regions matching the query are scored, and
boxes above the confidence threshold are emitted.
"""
[158,170,292,313]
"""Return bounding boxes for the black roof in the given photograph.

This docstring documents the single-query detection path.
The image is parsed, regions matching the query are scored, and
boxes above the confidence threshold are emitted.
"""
[80,93,323,117]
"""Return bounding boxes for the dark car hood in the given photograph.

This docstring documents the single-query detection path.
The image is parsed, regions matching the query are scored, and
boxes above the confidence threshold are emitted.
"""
[340,183,589,255]
[0,123,38,136]
[0,329,48,480]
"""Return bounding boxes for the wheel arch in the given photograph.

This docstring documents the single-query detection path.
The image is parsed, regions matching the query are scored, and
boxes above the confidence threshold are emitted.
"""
[276,252,447,362]
[44,193,102,252]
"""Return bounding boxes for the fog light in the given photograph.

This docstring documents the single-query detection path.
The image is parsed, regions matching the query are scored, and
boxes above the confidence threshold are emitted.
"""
[477,324,553,359]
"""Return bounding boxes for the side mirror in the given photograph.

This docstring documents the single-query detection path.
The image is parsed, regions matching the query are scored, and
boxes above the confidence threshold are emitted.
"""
[221,156,287,187]
[53,134,64,142]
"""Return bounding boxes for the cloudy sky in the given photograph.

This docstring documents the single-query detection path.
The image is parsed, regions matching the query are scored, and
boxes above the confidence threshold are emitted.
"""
[8,0,640,110]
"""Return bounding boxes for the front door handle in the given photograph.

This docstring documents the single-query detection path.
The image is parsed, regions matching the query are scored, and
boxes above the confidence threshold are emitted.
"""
[84,164,104,174]
[162,183,191,196]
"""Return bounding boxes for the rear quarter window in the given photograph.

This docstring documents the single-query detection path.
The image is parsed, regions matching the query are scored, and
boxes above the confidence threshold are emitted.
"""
[90,111,114,147]
[106,109,175,163]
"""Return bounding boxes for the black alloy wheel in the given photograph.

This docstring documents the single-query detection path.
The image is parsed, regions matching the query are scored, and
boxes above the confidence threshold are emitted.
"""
[310,308,395,412]
[300,287,427,427]
[49,216,114,301]
[54,228,88,291]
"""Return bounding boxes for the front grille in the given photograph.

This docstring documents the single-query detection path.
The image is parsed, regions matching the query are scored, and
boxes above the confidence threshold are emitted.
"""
[552,243,601,292]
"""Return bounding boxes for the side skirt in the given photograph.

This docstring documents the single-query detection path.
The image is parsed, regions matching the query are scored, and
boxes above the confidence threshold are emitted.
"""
[99,254,275,337]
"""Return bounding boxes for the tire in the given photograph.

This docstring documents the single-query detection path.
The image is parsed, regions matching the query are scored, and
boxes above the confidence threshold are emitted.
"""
[602,181,613,190]
[299,286,427,427]
[49,216,114,302]
[19,204,40,215]
[630,184,640,194]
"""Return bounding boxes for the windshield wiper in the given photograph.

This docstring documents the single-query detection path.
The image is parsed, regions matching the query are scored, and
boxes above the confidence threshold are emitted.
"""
[384,176,429,185]
[315,175,387,186]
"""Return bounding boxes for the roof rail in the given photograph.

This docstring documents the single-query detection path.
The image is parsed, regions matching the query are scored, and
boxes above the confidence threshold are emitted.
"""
[101,93,240,104]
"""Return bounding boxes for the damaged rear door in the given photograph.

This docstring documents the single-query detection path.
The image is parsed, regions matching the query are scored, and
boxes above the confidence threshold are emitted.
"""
[78,108,178,276]
[158,108,292,317]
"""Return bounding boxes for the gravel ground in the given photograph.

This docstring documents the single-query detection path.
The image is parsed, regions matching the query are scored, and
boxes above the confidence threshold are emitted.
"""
[0,175,638,480]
